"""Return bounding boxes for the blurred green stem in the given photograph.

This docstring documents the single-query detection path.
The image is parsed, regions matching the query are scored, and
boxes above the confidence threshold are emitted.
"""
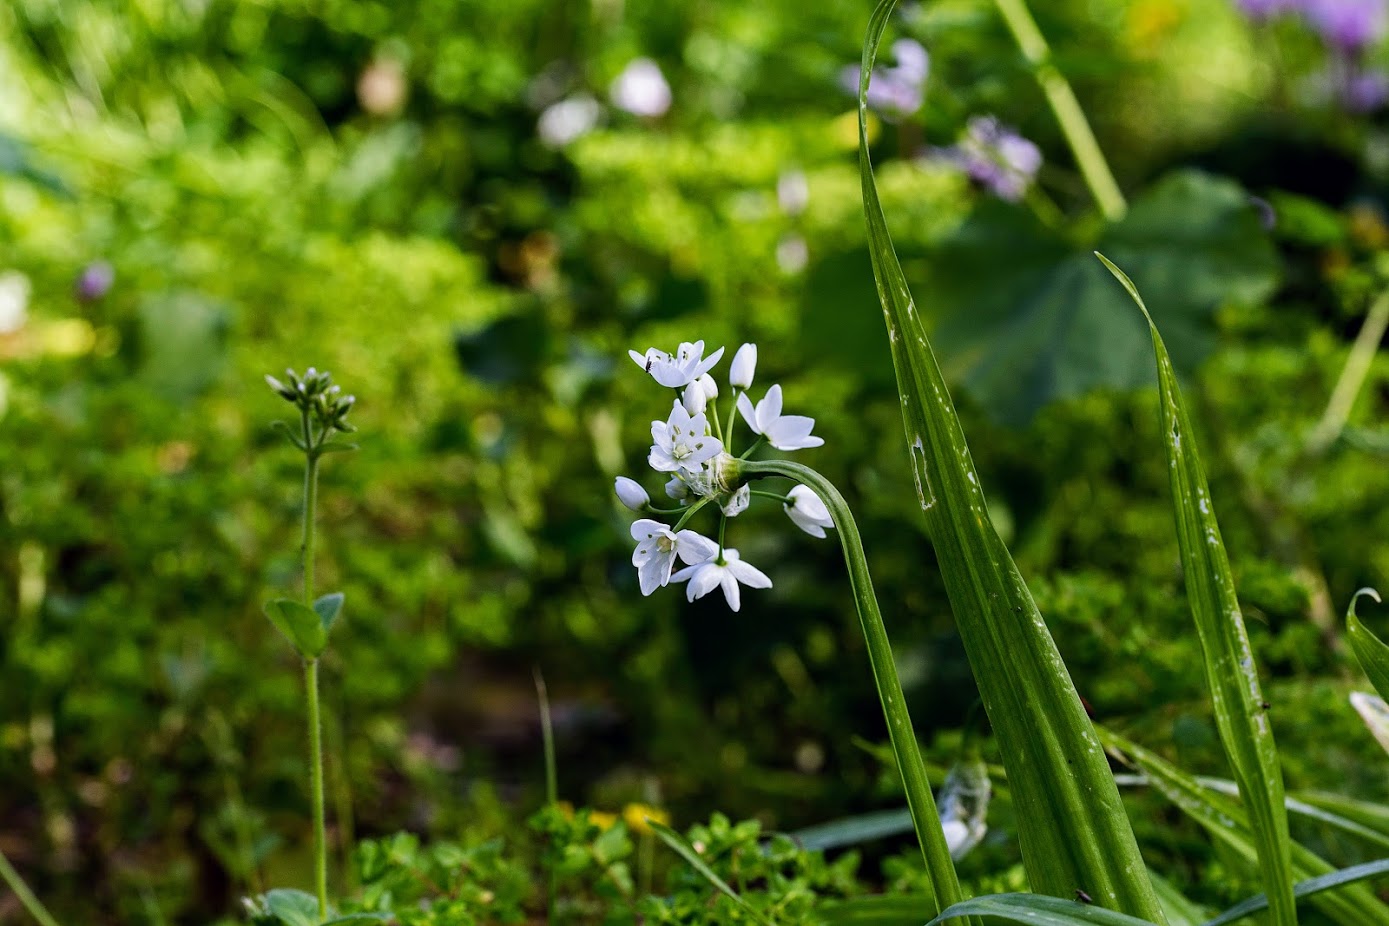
[0,847,62,926]
[1308,286,1389,454]
[300,415,329,918]
[737,458,963,920]
[992,0,1127,222]
[533,668,558,920]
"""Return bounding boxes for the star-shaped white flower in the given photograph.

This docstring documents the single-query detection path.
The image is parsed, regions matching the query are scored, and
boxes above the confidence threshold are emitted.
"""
[649,402,723,474]
[671,548,771,612]
[736,384,824,451]
[630,519,718,596]
[629,340,726,388]
[784,485,833,538]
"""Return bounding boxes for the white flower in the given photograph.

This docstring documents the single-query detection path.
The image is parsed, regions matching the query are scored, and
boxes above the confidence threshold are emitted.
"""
[729,343,757,389]
[665,475,691,502]
[649,401,723,474]
[614,476,650,511]
[0,272,31,335]
[697,373,718,400]
[538,94,601,147]
[631,519,718,596]
[610,58,672,117]
[671,548,772,611]
[736,384,823,451]
[784,485,833,538]
[777,171,809,216]
[681,381,707,415]
[629,340,726,388]
[721,484,750,517]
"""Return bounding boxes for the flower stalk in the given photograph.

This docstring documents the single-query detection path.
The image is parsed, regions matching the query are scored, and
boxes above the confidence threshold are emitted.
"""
[737,457,965,917]
[0,847,62,926]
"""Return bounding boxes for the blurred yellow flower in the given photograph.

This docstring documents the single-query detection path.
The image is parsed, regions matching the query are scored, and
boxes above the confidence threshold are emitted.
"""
[622,802,670,835]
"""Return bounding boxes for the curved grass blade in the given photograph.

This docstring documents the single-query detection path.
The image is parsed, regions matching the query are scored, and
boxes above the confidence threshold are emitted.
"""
[1097,253,1295,926]
[1347,589,1389,698]
[926,894,1159,926]
[647,821,776,926]
[1102,728,1389,926]
[1201,858,1389,926]
[819,895,934,926]
[857,3,1165,919]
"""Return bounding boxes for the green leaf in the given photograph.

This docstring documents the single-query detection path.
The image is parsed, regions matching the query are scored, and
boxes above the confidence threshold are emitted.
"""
[263,599,328,658]
[262,889,320,926]
[793,807,915,851]
[647,821,775,926]
[1148,870,1213,926]
[314,593,345,639]
[819,894,935,925]
[0,131,69,196]
[925,894,1160,926]
[1347,588,1389,699]
[1098,254,1295,925]
[853,2,1166,919]
[1201,858,1389,926]
[135,292,231,401]
[929,172,1278,425]
[1101,729,1389,926]
[322,916,391,925]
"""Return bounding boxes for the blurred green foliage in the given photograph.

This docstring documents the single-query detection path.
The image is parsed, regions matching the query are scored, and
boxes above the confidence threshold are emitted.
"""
[3,0,1389,920]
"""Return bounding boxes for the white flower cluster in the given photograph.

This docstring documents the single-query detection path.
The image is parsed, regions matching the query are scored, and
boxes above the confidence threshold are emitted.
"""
[614,340,834,611]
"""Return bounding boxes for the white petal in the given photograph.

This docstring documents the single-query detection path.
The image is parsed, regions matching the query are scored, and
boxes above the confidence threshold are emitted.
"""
[766,415,822,450]
[691,345,725,380]
[719,571,742,611]
[675,530,719,564]
[736,392,761,434]
[630,518,667,541]
[670,564,699,583]
[637,552,673,595]
[728,559,772,589]
[758,384,784,429]
[687,565,723,601]
[629,349,650,369]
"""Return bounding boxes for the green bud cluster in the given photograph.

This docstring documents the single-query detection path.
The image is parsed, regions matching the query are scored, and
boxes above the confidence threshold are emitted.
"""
[266,367,357,436]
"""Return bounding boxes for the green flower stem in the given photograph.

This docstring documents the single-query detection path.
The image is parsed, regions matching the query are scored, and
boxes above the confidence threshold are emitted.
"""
[0,847,62,926]
[1308,286,1389,453]
[672,498,711,531]
[750,489,793,504]
[737,458,964,917]
[299,423,329,919]
[304,658,328,917]
[992,0,1127,222]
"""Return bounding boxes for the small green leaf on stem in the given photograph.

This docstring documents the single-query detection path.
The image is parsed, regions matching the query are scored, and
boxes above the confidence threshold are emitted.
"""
[313,593,345,638]
[264,599,329,658]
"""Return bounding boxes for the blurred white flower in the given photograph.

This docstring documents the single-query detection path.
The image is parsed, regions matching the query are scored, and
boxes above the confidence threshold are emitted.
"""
[671,548,772,611]
[358,56,409,117]
[777,170,810,215]
[0,272,31,334]
[611,58,672,117]
[538,94,601,147]
[736,384,824,450]
[776,235,809,274]
[784,485,833,538]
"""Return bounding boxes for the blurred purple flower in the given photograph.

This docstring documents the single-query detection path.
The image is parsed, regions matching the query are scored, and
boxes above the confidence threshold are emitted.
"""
[75,261,114,303]
[1234,0,1300,21]
[1303,0,1388,51]
[937,116,1043,202]
[840,39,930,119]
[1341,63,1389,109]
[610,58,672,118]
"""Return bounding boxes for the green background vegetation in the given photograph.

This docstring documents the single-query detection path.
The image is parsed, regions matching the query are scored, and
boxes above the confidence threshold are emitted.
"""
[3,0,1389,920]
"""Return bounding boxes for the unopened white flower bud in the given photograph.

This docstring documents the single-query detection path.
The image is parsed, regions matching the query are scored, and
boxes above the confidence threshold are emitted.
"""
[730,343,757,389]
[665,476,691,502]
[614,476,650,511]
[697,373,718,400]
[681,381,707,415]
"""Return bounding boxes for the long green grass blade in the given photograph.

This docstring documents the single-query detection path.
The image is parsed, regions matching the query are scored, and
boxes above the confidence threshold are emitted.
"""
[856,4,1164,919]
[1102,729,1389,925]
[1347,589,1389,698]
[926,894,1159,926]
[1201,858,1389,926]
[647,821,776,926]
[818,895,934,926]
[1147,870,1212,926]
[1097,253,1296,926]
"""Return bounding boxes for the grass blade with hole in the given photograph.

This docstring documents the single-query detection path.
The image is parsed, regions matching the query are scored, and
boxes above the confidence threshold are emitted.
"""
[1097,254,1295,926]
[856,3,1165,919]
